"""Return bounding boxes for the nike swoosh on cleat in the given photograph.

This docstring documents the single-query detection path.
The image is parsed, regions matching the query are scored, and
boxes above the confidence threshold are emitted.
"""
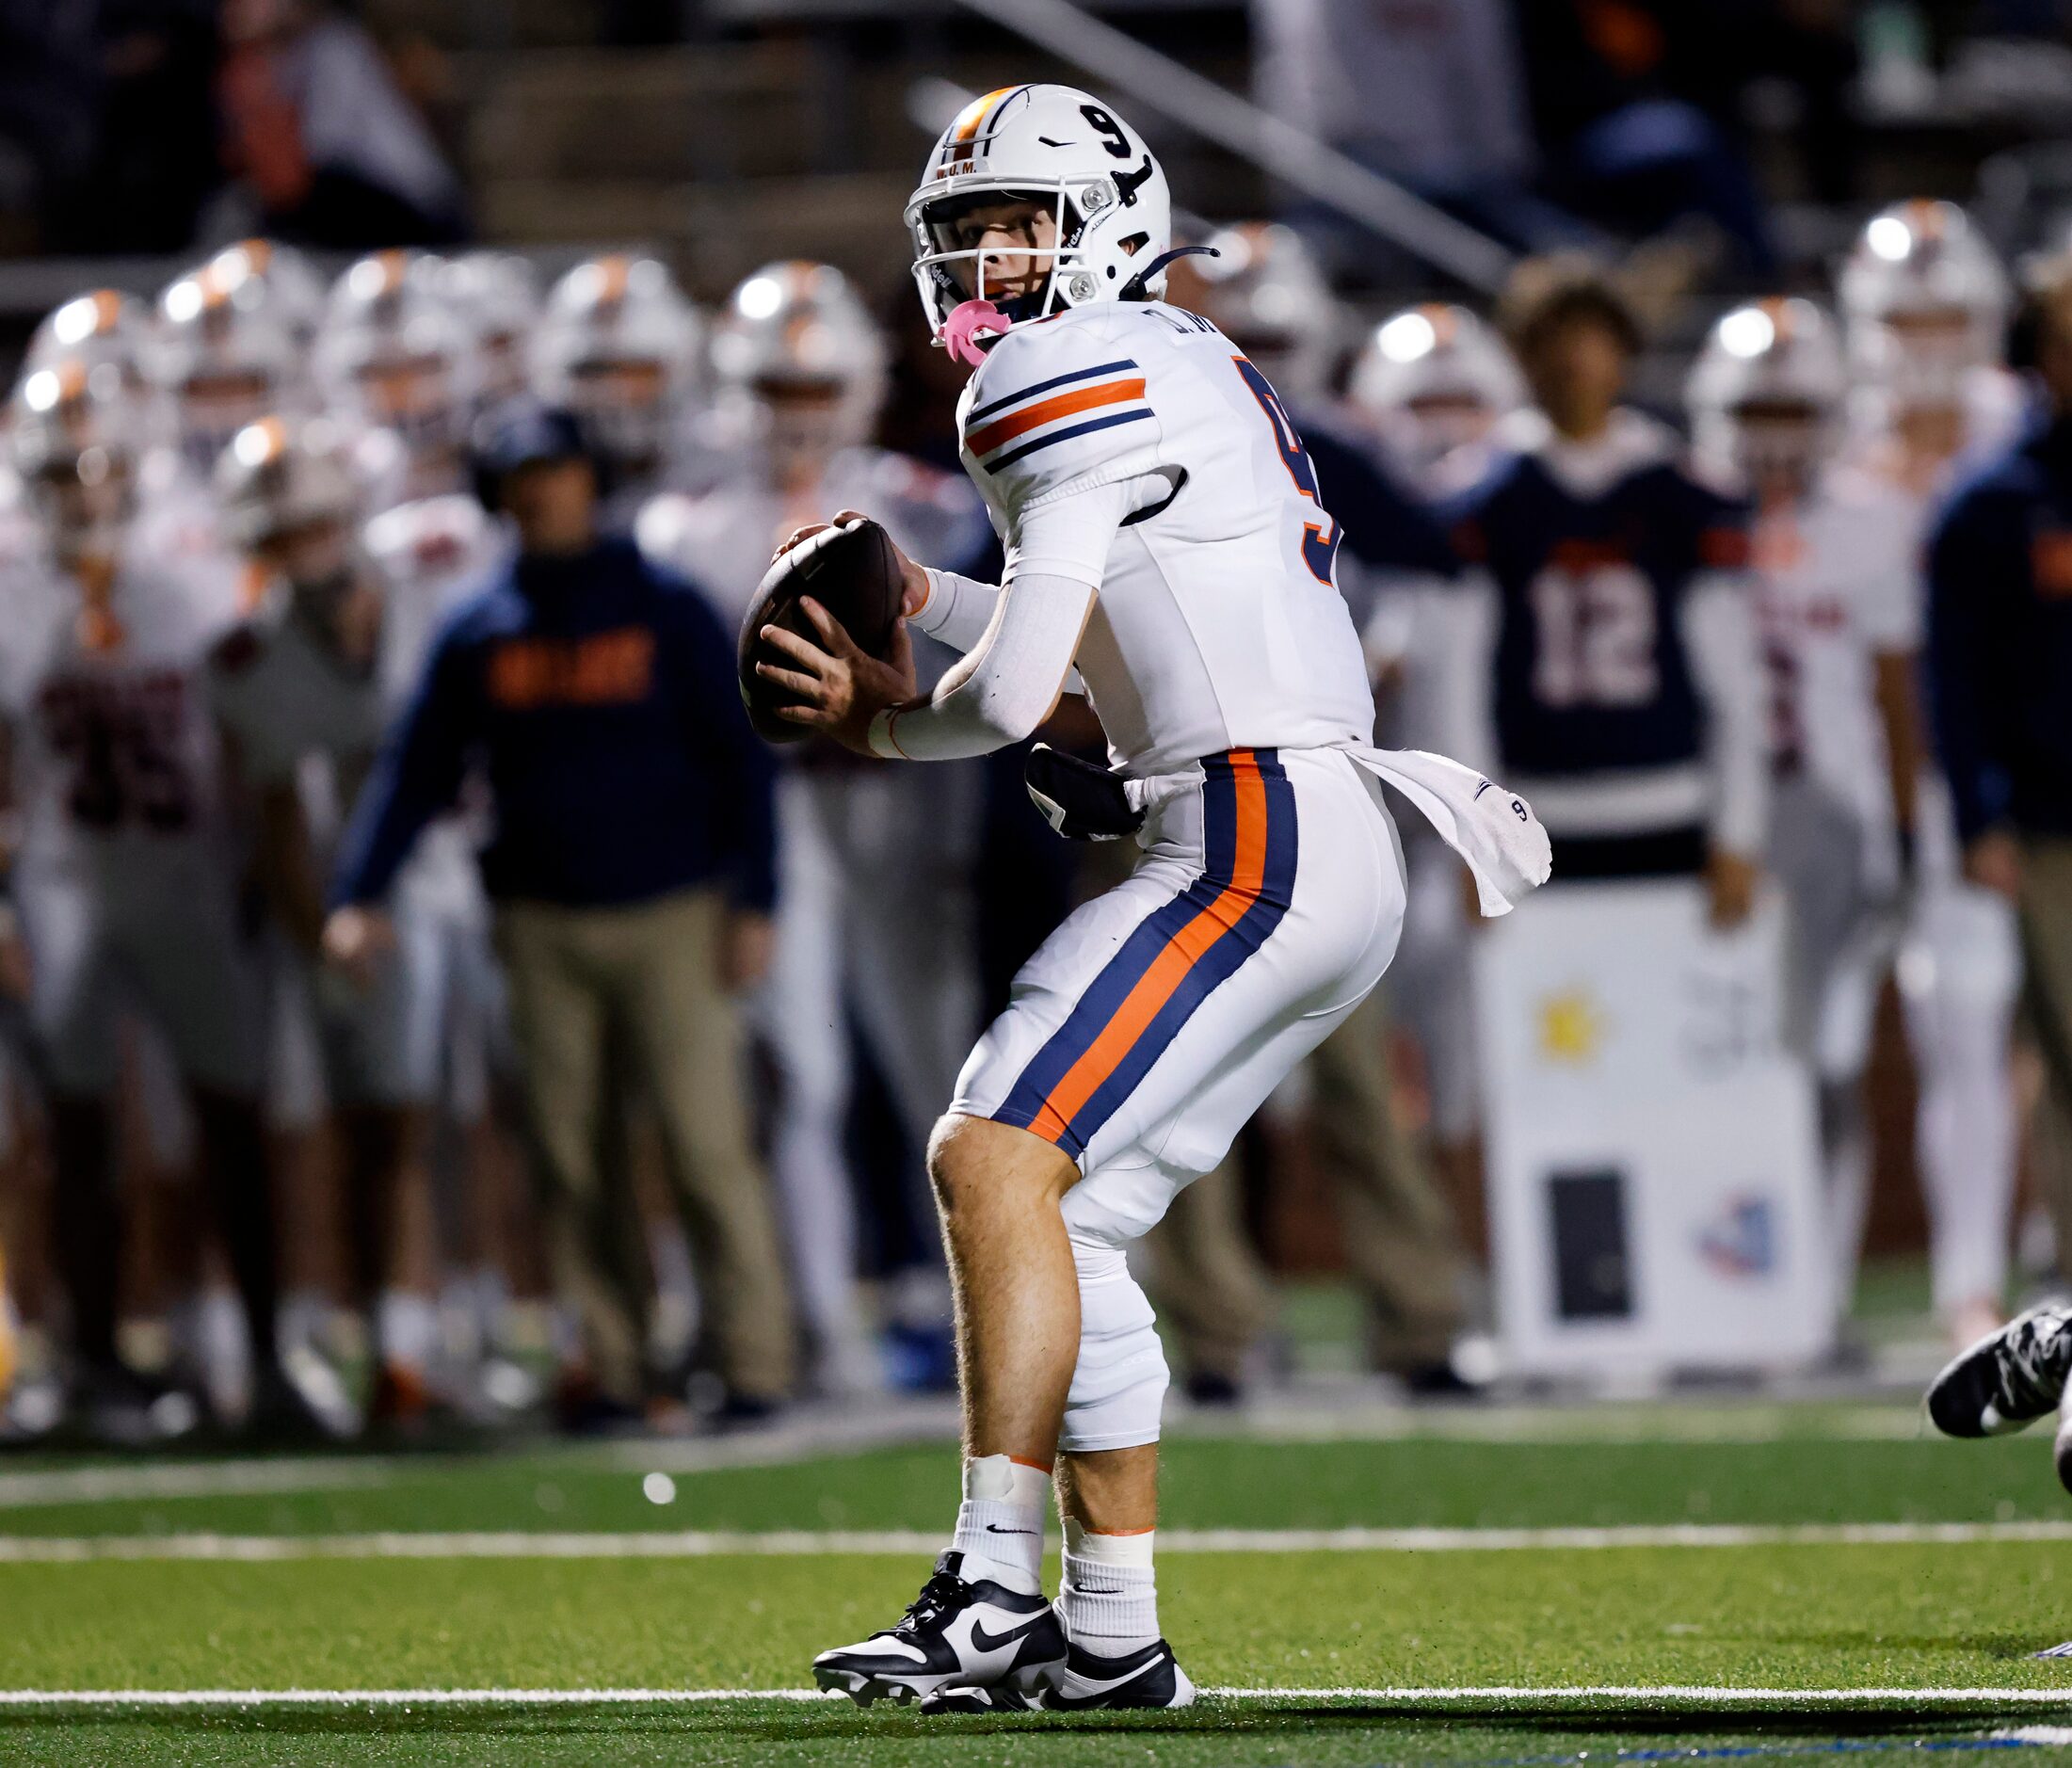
[1048,1657,1163,1708]
[968,1615,1047,1653]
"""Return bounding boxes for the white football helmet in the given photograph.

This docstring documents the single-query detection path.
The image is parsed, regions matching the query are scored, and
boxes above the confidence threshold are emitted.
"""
[315,249,477,464]
[907,83,1172,341]
[1839,200,2009,409]
[154,260,302,477]
[203,238,329,352]
[1186,221,1336,404]
[533,254,701,476]
[442,252,542,405]
[710,260,886,482]
[23,290,153,397]
[214,414,362,556]
[11,358,142,562]
[1686,297,1846,498]
[1348,302,1524,482]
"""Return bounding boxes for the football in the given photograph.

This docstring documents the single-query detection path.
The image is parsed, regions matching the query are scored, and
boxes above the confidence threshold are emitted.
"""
[737,517,906,744]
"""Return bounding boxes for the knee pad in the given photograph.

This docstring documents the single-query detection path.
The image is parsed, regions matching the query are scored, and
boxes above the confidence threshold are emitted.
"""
[1060,1235,1169,1455]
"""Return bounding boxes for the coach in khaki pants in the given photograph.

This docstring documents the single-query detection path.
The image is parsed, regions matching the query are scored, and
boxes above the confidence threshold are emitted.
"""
[326,402,794,1418]
[1927,256,2072,1274]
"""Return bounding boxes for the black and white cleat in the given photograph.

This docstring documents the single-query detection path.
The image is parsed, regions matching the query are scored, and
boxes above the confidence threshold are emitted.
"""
[1926,1305,2072,1439]
[811,1552,1067,1709]
[924,1636,1196,1713]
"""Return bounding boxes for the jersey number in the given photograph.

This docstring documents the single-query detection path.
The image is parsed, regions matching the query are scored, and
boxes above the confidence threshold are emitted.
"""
[1528,563,1659,709]
[41,676,196,833]
[1231,357,1341,587]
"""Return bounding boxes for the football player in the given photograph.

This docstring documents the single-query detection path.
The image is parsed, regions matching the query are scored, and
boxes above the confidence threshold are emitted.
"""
[1687,296,1924,1322]
[1177,230,1478,1393]
[153,259,306,481]
[316,249,481,515]
[1440,259,1765,921]
[315,249,517,1388]
[207,416,453,1429]
[638,260,992,1395]
[534,254,703,523]
[1839,201,2023,1345]
[772,85,1546,1711]
[440,252,542,410]
[0,362,305,1439]
[202,239,329,355]
[1349,301,1525,494]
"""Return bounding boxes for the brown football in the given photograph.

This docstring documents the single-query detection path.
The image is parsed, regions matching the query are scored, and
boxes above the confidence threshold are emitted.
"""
[737,517,905,745]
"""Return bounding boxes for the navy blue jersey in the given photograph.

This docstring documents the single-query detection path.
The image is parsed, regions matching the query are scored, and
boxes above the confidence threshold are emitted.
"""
[1448,441,1750,780]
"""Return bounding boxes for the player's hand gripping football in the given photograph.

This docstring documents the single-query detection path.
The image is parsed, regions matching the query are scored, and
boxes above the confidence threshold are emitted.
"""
[759,509,926,754]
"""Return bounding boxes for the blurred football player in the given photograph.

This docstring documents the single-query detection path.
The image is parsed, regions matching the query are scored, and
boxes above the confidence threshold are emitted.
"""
[207,417,456,1430]
[316,249,480,513]
[639,260,992,1395]
[1442,259,1765,920]
[153,260,305,481]
[441,253,542,410]
[1344,298,1530,1277]
[1688,297,1926,1322]
[780,85,1547,1711]
[317,249,517,1382]
[534,254,703,522]
[205,238,332,358]
[1840,201,2023,1343]
[0,362,309,1439]
[1350,302,1525,493]
[1174,231,1478,1393]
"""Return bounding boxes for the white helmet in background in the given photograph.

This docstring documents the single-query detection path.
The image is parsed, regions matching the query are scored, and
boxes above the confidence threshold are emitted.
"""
[315,249,477,464]
[1839,200,2009,410]
[711,260,886,482]
[1686,297,1847,499]
[1349,302,1524,483]
[203,238,329,353]
[533,254,701,478]
[442,252,542,406]
[213,414,362,557]
[154,260,302,476]
[11,358,143,562]
[907,83,1172,343]
[23,290,154,400]
[1186,222,1336,404]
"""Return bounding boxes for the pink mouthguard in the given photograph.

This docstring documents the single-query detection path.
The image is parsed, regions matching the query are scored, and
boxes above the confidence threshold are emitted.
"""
[936,298,1012,367]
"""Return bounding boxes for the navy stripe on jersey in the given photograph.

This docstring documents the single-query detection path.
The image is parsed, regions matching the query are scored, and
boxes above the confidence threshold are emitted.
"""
[966,358,1141,425]
[986,408,1156,474]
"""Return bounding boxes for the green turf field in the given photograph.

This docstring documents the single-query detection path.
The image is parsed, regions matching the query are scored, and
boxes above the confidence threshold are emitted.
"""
[3,1403,2071,1763]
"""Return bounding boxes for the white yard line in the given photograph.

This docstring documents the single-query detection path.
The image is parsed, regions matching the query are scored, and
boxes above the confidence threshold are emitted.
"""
[0,1684,2067,1709]
[2,1519,2070,1561]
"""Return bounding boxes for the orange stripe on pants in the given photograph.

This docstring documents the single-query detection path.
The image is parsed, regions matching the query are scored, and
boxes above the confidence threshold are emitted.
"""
[1026,751,1268,1146]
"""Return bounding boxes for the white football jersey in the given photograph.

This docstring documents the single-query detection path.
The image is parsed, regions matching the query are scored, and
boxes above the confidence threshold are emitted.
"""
[1751,463,1919,838]
[955,301,1374,775]
[0,496,249,885]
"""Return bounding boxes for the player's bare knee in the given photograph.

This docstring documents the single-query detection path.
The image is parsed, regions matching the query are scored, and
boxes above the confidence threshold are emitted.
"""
[927,1112,1075,1219]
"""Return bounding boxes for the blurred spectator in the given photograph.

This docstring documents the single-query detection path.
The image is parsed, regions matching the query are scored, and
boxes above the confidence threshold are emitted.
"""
[1927,253,2072,1281]
[217,0,467,249]
[325,403,793,1422]
[1515,0,1778,274]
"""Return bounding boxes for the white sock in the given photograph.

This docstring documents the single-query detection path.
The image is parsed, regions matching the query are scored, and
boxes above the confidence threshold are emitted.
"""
[948,1454,1049,1595]
[377,1291,438,1372]
[1059,1519,1159,1657]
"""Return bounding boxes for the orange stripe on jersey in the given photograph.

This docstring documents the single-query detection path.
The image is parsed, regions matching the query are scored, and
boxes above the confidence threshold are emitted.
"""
[1023,752,1269,1145]
[965,378,1147,458]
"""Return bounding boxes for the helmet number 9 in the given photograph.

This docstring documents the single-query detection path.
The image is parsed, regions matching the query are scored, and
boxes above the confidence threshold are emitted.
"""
[1232,357,1341,587]
[1078,105,1133,159]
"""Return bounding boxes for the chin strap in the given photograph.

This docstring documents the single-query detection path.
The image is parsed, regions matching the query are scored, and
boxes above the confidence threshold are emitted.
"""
[1118,244,1220,303]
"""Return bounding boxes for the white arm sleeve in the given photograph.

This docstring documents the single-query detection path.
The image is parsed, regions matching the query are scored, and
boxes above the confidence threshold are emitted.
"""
[868,479,1133,761]
[1680,571,1768,859]
[911,568,1002,653]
